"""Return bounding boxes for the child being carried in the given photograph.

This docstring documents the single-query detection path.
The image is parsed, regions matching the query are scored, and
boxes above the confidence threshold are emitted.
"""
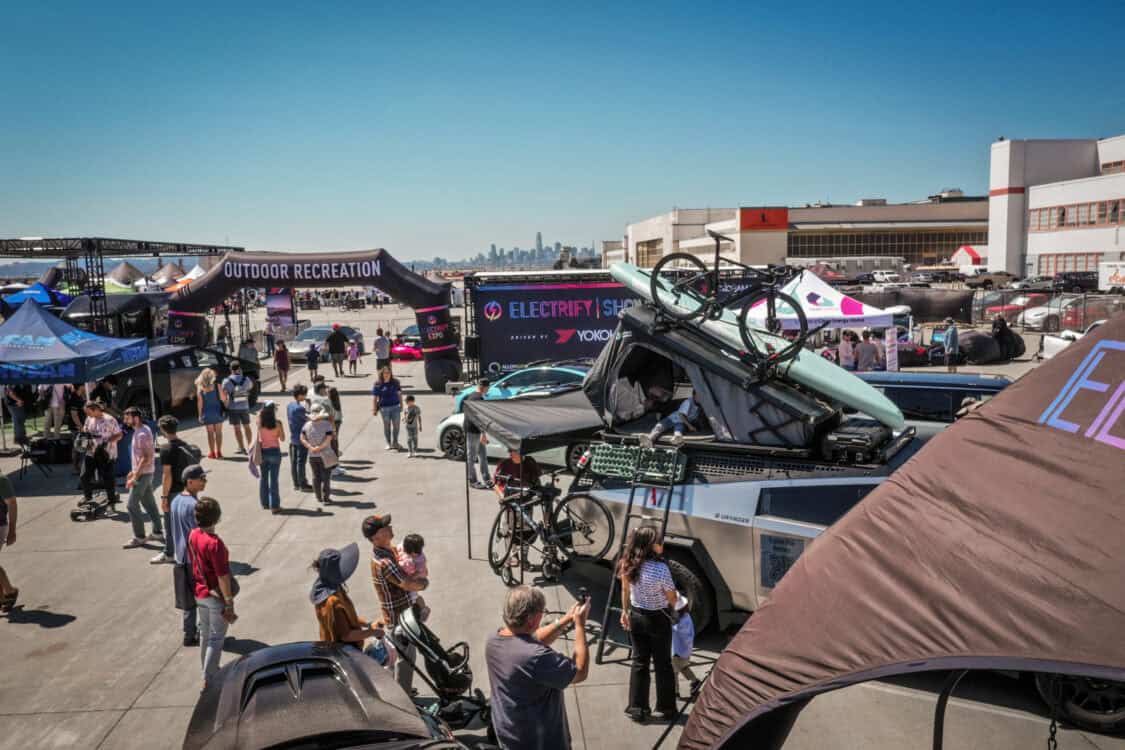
[396,533,431,621]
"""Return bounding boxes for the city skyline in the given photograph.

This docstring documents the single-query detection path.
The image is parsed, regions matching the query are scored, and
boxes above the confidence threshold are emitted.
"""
[2,2,1122,260]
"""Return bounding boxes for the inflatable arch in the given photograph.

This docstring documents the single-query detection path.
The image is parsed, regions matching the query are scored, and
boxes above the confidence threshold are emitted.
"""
[166,249,461,391]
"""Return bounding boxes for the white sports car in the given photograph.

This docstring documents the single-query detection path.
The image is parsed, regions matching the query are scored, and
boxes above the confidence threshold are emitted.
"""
[435,412,588,472]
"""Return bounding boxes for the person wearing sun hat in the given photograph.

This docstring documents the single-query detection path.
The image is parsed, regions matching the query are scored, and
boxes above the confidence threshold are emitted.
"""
[311,542,385,651]
[301,402,336,506]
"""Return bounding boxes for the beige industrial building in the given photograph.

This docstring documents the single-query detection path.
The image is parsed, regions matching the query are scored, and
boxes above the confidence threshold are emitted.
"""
[621,197,988,270]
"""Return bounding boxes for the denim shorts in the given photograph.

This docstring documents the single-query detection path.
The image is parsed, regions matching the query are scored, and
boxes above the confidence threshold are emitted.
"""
[228,411,250,426]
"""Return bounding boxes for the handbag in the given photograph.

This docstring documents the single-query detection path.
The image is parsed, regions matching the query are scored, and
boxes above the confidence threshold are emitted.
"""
[318,443,339,469]
[173,563,196,611]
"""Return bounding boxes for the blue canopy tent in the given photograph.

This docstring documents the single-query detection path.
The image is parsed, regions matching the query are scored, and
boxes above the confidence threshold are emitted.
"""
[0,283,74,316]
[0,300,152,449]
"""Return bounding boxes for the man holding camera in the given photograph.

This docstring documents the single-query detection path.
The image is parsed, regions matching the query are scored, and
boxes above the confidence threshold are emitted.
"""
[486,585,591,750]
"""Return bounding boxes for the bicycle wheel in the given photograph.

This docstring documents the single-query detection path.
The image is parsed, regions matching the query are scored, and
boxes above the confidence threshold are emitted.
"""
[551,493,615,560]
[487,504,517,573]
[737,289,809,365]
[650,253,710,320]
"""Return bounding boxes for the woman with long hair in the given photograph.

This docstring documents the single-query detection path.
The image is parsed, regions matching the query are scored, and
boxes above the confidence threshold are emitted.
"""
[256,401,286,514]
[617,525,678,723]
[371,366,403,451]
[274,340,290,391]
[195,368,224,459]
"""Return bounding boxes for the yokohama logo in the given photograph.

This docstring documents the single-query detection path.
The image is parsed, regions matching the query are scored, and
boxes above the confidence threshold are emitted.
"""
[555,328,611,344]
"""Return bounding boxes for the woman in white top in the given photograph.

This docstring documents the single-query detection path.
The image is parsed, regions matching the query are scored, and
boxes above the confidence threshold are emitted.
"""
[617,525,678,723]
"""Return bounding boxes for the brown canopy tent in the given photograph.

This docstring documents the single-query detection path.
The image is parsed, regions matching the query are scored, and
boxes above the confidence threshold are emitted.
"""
[106,260,145,285]
[681,313,1125,749]
[152,261,186,285]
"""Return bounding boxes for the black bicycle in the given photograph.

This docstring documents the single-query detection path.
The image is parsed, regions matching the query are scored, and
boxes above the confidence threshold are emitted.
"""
[487,471,616,586]
[649,230,812,365]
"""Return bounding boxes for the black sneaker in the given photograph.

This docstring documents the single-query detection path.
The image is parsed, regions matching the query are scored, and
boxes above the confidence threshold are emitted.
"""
[624,707,649,724]
[183,634,200,647]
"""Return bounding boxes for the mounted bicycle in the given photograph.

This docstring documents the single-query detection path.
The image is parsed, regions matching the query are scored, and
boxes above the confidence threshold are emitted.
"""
[649,230,814,367]
[487,469,615,586]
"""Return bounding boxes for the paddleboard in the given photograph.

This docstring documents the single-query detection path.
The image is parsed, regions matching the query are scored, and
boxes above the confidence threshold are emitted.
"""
[610,262,906,430]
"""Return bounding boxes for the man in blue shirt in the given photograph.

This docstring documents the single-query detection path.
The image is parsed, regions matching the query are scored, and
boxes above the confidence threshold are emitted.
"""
[944,318,960,373]
[171,464,208,646]
[287,385,312,491]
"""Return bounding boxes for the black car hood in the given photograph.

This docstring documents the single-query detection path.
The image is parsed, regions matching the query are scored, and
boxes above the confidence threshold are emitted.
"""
[184,642,431,750]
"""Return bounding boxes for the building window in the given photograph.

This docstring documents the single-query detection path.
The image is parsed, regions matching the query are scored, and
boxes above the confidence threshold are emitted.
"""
[1098,202,1109,224]
[634,239,664,268]
[1112,201,1122,224]
[1103,161,1125,175]
[786,228,987,265]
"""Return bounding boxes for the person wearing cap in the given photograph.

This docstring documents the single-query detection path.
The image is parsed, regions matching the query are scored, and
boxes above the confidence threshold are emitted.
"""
[311,542,385,650]
[363,514,428,692]
[220,362,254,455]
[188,496,236,687]
[326,323,349,377]
[462,379,491,489]
[80,400,123,510]
[944,317,960,373]
[122,406,163,551]
[301,403,336,506]
[171,464,209,647]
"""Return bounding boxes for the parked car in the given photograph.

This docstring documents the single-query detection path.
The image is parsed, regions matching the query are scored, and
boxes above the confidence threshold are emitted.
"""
[984,293,1050,323]
[289,324,366,362]
[451,362,589,413]
[1010,275,1056,291]
[1016,295,1080,331]
[1060,295,1124,331]
[965,271,1019,289]
[872,271,903,283]
[1054,270,1099,293]
[1038,320,1106,361]
[908,272,933,283]
[183,642,459,750]
[436,411,589,472]
[114,345,260,418]
[391,340,423,361]
[855,372,1011,422]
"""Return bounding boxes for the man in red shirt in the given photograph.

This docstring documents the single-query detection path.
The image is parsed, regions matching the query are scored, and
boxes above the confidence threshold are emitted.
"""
[493,450,542,500]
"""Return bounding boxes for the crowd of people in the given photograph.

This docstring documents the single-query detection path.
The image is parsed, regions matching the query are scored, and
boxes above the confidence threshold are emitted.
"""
[0,320,706,750]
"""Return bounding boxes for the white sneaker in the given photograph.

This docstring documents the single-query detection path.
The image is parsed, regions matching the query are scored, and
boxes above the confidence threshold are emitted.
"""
[123,537,145,549]
[385,444,393,450]
[149,551,173,564]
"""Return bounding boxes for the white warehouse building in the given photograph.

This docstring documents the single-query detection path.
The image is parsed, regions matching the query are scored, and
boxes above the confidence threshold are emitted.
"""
[989,134,1125,276]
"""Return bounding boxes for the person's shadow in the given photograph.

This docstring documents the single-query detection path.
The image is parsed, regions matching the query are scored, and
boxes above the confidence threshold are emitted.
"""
[3,606,77,628]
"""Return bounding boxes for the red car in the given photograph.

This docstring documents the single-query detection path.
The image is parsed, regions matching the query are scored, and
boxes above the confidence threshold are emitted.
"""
[391,340,423,360]
[985,293,1049,323]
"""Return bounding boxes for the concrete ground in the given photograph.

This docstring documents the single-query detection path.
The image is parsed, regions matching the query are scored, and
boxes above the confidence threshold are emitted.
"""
[0,304,1120,750]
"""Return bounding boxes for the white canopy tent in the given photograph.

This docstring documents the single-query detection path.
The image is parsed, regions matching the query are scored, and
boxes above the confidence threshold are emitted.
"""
[744,270,893,330]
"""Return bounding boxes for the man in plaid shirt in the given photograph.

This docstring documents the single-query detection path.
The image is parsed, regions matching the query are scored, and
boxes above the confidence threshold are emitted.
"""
[363,514,428,692]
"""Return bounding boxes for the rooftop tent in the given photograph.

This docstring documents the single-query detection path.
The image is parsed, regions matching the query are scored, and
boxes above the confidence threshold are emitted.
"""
[679,312,1125,750]
[462,388,605,454]
[0,300,149,384]
[743,270,893,330]
[583,304,837,448]
[107,260,146,285]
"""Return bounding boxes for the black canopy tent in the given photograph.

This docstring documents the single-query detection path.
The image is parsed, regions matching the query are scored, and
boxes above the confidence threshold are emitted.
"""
[461,389,605,557]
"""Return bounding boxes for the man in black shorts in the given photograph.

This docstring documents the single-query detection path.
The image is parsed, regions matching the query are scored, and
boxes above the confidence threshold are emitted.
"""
[325,324,349,377]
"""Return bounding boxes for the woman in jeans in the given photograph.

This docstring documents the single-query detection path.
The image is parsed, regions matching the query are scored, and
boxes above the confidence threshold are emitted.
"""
[255,402,286,514]
[371,367,402,450]
[301,403,335,506]
[618,525,678,723]
[189,497,237,689]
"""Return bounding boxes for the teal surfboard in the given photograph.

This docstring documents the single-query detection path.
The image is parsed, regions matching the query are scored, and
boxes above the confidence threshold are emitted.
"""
[610,262,906,430]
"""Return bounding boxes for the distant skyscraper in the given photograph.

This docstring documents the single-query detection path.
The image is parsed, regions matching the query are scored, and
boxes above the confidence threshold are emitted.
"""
[554,241,562,254]
[536,232,543,254]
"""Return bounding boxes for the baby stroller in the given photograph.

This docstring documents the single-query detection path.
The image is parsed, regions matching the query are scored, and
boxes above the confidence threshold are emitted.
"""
[392,606,492,735]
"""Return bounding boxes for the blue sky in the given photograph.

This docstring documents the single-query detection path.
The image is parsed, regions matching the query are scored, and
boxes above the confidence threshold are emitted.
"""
[1,1,1122,260]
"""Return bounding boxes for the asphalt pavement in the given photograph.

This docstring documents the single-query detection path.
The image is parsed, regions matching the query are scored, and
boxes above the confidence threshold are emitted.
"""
[0,305,1119,750]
